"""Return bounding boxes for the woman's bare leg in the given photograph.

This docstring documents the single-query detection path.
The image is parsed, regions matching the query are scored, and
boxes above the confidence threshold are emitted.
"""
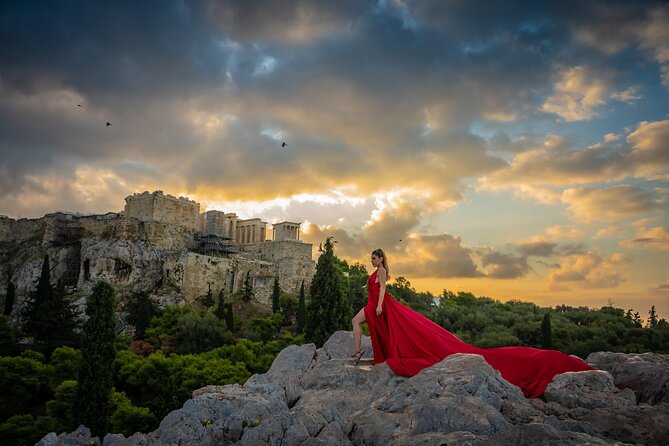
[352,307,366,353]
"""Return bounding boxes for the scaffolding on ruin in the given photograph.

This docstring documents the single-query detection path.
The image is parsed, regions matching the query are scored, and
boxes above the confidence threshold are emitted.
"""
[193,233,239,257]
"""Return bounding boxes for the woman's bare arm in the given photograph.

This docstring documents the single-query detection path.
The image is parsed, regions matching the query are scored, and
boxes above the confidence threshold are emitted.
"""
[376,267,387,315]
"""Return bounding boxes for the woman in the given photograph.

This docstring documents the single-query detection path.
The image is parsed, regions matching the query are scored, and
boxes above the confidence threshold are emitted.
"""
[351,248,595,398]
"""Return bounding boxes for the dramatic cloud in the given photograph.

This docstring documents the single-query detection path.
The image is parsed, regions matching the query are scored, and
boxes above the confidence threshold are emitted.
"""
[562,185,665,222]
[620,224,669,251]
[547,251,633,291]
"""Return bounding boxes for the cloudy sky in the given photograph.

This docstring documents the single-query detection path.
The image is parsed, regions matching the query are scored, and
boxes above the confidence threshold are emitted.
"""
[1,0,668,318]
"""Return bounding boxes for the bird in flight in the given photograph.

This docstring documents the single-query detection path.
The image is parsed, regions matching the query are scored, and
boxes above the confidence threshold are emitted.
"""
[77,104,84,107]
[106,122,112,127]
[281,142,287,148]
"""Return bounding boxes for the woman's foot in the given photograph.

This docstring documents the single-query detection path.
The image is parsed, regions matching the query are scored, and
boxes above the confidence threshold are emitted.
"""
[352,349,365,365]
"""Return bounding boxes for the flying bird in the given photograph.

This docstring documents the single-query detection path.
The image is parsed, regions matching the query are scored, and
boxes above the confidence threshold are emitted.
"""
[281,142,287,148]
[106,122,112,127]
[77,104,84,107]
[399,239,403,242]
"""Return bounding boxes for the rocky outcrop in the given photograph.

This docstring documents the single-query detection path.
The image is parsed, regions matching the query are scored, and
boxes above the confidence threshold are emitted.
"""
[585,352,669,405]
[39,331,669,446]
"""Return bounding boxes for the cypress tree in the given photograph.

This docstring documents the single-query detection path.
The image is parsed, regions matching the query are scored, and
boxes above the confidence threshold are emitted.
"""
[272,276,281,313]
[541,312,552,349]
[3,280,15,316]
[214,289,226,321]
[241,271,254,302]
[25,255,53,344]
[74,281,117,437]
[225,303,234,332]
[48,280,80,350]
[648,306,658,328]
[297,280,306,333]
[304,237,351,347]
[201,285,215,308]
[125,290,159,340]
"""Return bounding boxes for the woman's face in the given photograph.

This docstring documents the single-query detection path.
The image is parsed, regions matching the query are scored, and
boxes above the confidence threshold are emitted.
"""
[371,254,381,267]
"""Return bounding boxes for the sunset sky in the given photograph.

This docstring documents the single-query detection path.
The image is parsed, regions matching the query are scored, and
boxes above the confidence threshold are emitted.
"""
[1,1,668,319]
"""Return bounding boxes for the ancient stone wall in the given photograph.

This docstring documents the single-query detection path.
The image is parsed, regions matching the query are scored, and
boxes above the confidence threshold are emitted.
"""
[164,253,278,305]
[124,191,200,230]
[244,240,316,295]
[0,216,46,243]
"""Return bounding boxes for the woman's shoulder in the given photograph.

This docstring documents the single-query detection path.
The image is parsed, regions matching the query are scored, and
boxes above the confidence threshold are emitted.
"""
[377,266,387,275]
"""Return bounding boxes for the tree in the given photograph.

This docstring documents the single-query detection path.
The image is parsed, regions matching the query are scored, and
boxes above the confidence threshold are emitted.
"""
[272,276,281,313]
[241,271,254,302]
[225,303,234,332]
[648,306,658,328]
[200,284,215,309]
[214,289,226,321]
[74,281,117,438]
[176,312,227,354]
[304,237,351,347]
[125,291,160,340]
[297,280,306,333]
[632,311,643,328]
[24,256,79,352]
[541,312,553,349]
[3,280,15,316]
[24,255,52,343]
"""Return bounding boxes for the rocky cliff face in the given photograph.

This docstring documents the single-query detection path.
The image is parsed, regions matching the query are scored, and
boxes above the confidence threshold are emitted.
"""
[1,214,315,326]
[37,331,669,446]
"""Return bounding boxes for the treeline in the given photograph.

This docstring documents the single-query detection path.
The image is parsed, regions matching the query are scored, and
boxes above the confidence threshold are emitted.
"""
[1,238,668,444]
[0,253,308,445]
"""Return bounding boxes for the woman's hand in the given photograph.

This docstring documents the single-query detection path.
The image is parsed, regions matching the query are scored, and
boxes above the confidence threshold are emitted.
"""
[376,305,383,316]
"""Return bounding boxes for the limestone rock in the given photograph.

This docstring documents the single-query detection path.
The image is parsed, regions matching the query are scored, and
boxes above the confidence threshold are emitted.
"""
[586,351,669,405]
[38,333,669,446]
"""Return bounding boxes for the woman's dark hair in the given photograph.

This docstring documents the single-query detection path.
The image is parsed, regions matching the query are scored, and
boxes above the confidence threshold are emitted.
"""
[371,248,391,280]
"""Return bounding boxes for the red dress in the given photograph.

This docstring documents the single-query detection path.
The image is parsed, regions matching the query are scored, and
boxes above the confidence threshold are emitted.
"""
[363,269,595,398]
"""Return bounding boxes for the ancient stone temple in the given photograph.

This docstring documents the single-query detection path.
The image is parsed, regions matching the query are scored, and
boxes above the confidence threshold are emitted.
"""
[0,190,316,317]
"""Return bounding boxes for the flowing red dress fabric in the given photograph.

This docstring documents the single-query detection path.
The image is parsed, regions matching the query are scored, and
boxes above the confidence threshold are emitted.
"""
[363,269,595,398]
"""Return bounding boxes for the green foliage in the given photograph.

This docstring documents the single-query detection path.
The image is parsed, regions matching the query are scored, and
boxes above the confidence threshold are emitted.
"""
[241,271,254,302]
[0,414,50,446]
[432,292,669,356]
[214,289,226,321]
[0,315,17,356]
[297,280,306,333]
[280,294,298,325]
[3,280,15,316]
[49,346,82,387]
[272,276,281,313]
[110,389,157,436]
[114,349,250,422]
[246,313,284,342]
[45,380,77,433]
[125,291,160,340]
[0,355,47,422]
[541,312,553,349]
[175,311,228,354]
[200,286,215,309]
[74,280,117,438]
[24,256,79,354]
[144,305,194,348]
[304,237,351,347]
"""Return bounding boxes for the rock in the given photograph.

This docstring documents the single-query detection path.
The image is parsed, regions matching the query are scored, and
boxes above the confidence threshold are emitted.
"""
[102,433,125,446]
[323,330,373,360]
[40,334,669,445]
[36,425,100,446]
[543,370,637,409]
[586,351,669,405]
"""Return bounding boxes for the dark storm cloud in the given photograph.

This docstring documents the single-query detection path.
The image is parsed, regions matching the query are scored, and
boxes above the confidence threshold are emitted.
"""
[515,240,557,257]
[0,0,667,217]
